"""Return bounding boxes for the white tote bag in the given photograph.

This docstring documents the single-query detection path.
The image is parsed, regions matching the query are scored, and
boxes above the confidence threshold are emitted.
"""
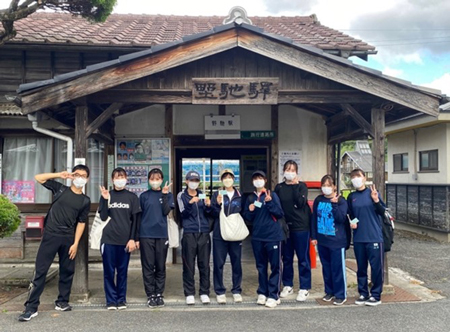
[219,202,249,242]
[167,212,180,248]
[89,198,111,250]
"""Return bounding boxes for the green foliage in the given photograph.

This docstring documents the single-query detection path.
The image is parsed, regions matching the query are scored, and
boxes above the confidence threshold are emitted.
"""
[0,195,21,238]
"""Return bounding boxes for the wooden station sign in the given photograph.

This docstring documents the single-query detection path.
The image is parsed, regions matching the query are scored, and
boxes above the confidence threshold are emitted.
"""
[192,78,279,104]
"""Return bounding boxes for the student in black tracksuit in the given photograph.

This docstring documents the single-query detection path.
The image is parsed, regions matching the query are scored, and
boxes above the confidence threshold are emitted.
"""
[311,174,349,306]
[210,169,244,304]
[177,170,212,305]
[243,170,284,309]
[137,168,175,308]
[347,169,386,307]
[274,160,312,302]
[19,165,91,322]
[99,167,140,310]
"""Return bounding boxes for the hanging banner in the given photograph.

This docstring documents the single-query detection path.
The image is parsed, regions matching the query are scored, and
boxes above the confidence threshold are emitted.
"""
[2,180,35,203]
[116,138,170,197]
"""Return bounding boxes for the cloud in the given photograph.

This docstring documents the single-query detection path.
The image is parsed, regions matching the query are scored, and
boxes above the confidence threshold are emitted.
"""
[262,0,318,14]
[423,73,450,95]
[383,67,405,78]
[348,0,450,58]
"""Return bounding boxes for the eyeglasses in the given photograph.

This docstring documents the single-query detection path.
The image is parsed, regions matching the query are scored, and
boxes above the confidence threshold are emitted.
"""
[73,173,88,179]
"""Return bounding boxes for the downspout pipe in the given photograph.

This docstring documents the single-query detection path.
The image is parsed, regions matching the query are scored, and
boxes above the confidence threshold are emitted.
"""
[27,112,73,186]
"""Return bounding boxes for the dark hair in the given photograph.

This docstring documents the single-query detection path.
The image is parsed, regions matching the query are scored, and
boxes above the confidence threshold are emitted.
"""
[220,172,234,180]
[135,143,143,149]
[320,174,335,186]
[72,164,90,178]
[148,168,164,180]
[111,167,127,178]
[350,169,365,178]
[283,160,298,173]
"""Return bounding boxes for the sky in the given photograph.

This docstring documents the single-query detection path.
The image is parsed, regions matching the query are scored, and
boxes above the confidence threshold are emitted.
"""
[2,0,449,96]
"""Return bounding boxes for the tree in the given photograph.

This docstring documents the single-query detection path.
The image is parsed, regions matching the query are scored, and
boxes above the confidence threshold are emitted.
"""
[0,0,117,44]
[0,195,21,238]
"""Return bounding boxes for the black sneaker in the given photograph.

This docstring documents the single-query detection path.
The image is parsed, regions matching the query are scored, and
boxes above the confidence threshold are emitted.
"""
[148,296,157,308]
[355,295,370,305]
[333,298,347,306]
[117,302,127,310]
[365,297,381,306]
[322,294,334,302]
[156,294,165,307]
[107,304,117,310]
[55,302,72,311]
[18,311,38,322]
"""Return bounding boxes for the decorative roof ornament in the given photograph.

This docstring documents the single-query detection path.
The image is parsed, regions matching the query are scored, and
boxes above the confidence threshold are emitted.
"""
[223,6,253,25]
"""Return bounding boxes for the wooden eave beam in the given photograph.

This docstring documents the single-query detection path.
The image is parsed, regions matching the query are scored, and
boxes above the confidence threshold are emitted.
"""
[88,89,379,105]
[20,29,239,114]
[85,102,123,137]
[237,29,440,116]
[340,103,374,137]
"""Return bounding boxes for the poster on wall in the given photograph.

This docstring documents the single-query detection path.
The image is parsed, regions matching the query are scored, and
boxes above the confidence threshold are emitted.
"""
[116,139,170,196]
[279,150,302,182]
[2,180,35,203]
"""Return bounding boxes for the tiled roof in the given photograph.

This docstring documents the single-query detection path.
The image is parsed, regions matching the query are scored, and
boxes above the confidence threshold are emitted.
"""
[0,103,23,116]
[8,12,376,52]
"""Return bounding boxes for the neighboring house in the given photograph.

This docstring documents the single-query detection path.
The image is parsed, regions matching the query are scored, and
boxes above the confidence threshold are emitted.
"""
[341,140,373,188]
[385,102,450,241]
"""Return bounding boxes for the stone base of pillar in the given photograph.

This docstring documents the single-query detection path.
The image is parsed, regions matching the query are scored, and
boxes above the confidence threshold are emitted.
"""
[71,290,91,303]
[383,284,395,295]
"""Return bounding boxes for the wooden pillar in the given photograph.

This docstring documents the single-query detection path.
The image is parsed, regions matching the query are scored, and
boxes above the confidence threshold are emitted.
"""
[72,104,89,300]
[270,105,279,190]
[371,106,391,288]
[165,104,177,264]
[371,107,386,199]
[327,143,336,177]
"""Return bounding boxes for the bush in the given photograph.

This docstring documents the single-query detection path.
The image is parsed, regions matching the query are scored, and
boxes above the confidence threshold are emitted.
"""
[0,195,21,238]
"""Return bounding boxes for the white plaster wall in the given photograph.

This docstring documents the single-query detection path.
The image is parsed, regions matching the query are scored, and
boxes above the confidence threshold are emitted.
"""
[115,104,165,137]
[278,105,327,182]
[226,105,271,130]
[173,105,218,135]
[388,123,448,184]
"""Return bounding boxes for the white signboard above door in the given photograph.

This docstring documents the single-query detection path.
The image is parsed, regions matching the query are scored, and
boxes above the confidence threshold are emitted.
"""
[204,115,241,139]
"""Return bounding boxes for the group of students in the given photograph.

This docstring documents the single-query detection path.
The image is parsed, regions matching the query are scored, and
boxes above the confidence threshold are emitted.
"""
[18,160,386,321]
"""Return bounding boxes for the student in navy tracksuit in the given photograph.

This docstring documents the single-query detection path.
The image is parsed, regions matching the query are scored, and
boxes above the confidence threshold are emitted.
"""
[137,168,175,308]
[99,167,140,310]
[210,169,244,304]
[347,169,385,307]
[243,170,284,308]
[274,160,312,302]
[311,174,349,305]
[177,170,212,305]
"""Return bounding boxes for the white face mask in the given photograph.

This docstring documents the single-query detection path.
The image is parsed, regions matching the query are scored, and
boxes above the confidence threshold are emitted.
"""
[113,178,127,189]
[73,177,87,188]
[322,186,333,196]
[150,181,162,190]
[222,178,234,188]
[188,181,199,190]
[253,179,265,189]
[351,177,364,189]
[284,172,296,181]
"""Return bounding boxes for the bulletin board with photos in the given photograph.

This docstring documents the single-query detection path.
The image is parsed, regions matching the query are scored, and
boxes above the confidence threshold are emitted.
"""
[116,138,171,197]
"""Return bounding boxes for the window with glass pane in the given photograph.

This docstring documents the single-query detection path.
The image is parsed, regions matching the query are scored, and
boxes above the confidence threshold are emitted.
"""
[420,150,438,171]
[393,153,408,172]
[54,139,104,202]
[1,137,52,203]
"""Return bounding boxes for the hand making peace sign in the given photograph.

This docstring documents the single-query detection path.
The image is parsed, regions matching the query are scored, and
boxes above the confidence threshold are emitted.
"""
[99,185,110,200]
[370,184,379,203]
[162,181,172,194]
[264,190,272,202]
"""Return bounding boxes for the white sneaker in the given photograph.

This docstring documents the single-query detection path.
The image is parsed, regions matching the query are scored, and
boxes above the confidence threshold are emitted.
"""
[280,286,294,298]
[256,294,267,305]
[233,294,243,303]
[265,298,281,308]
[186,295,195,305]
[200,294,211,304]
[216,294,227,304]
[296,289,309,302]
